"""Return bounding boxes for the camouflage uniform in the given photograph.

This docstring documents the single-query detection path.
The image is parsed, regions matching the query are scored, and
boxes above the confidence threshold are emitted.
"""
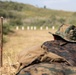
[17,63,76,75]
[16,24,76,75]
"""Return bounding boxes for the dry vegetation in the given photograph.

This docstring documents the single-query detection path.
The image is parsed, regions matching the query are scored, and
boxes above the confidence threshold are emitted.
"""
[1,29,56,75]
[1,1,76,75]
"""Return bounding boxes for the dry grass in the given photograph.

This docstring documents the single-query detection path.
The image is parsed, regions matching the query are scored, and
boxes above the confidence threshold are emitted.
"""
[1,29,56,75]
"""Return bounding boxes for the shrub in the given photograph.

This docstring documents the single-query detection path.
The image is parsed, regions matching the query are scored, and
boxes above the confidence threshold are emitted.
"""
[3,23,13,35]
[9,18,23,26]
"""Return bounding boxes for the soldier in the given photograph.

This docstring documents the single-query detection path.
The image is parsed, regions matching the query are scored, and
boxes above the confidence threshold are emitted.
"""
[16,24,76,75]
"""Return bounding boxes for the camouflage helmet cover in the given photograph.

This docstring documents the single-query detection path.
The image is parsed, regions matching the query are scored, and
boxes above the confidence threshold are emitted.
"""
[49,24,76,42]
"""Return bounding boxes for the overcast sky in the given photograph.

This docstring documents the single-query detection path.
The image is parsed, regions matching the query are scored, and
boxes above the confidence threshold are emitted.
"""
[12,0,76,12]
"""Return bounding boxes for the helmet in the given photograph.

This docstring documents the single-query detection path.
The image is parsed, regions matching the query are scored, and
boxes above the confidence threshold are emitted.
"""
[49,24,76,42]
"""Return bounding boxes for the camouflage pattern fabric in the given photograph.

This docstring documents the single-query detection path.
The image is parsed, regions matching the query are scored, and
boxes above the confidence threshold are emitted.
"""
[52,24,76,42]
[69,27,76,40]
[65,25,75,34]
[16,24,76,75]
[16,45,47,72]
[16,39,76,75]
[64,25,76,41]
[42,40,76,66]
[16,63,76,75]
[16,44,65,74]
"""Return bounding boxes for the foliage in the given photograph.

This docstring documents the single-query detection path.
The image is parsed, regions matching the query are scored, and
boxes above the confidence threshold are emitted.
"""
[0,1,24,11]
[3,23,14,35]
[9,18,23,26]
[58,18,66,24]
[0,0,76,35]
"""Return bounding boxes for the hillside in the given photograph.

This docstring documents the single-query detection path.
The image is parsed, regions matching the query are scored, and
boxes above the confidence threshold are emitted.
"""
[0,1,76,34]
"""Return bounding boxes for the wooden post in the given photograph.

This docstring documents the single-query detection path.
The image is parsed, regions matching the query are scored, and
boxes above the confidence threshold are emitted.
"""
[0,17,3,67]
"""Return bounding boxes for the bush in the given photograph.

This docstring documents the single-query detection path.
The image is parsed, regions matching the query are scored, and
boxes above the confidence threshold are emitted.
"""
[3,23,13,35]
[9,18,23,26]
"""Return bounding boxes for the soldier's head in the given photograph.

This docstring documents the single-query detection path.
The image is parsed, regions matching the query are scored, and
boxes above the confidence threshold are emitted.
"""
[49,24,76,42]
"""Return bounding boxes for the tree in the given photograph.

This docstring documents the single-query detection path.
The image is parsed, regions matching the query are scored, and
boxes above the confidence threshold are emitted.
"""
[44,5,46,9]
